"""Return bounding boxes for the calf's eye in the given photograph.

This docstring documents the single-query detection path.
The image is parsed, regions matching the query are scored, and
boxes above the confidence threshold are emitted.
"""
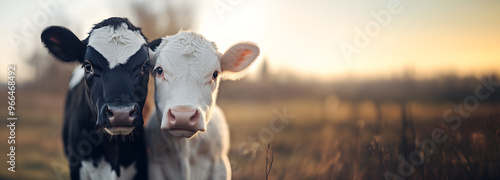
[83,61,93,74]
[212,71,219,79]
[141,60,151,75]
[156,67,164,76]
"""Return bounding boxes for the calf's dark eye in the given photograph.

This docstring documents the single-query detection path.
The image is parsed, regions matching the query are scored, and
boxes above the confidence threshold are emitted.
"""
[212,71,218,79]
[141,61,151,74]
[156,67,163,76]
[84,63,93,74]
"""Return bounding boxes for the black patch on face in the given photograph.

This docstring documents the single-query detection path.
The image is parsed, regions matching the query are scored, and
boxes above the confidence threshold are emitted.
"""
[84,45,151,128]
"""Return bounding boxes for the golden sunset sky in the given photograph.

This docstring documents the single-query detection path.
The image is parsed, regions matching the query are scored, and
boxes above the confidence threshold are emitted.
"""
[1,0,499,82]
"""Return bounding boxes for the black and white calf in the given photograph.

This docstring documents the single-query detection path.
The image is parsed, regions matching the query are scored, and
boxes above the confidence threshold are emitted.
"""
[41,17,152,180]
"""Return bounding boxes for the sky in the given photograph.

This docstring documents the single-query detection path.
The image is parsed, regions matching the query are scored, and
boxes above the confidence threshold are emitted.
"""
[1,0,499,83]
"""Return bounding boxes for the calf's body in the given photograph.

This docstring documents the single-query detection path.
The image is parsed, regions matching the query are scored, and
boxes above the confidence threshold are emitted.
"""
[41,17,152,180]
[146,31,259,179]
[64,69,148,180]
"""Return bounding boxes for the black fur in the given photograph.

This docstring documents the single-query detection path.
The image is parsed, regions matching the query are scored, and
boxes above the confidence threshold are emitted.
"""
[148,38,163,52]
[41,26,86,63]
[41,17,150,180]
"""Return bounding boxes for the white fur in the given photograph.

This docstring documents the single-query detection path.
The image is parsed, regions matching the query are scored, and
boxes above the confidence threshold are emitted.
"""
[88,23,146,69]
[147,107,230,180]
[147,31,259,180]
[68,66,84,90]
[80,158,136,180]
[154,32,221,133]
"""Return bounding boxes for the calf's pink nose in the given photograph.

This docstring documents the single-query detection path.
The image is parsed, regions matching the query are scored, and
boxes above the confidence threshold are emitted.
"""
[167,106,199,131]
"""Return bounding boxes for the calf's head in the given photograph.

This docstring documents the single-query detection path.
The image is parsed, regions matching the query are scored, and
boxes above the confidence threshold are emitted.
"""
[151,32,259,138]
[41,17,152,137]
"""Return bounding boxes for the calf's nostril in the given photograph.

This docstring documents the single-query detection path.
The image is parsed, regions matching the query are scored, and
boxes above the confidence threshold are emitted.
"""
[106,105,114,117]
[129,106,137,117]
[168,109,176,120]
[190,110,198,121]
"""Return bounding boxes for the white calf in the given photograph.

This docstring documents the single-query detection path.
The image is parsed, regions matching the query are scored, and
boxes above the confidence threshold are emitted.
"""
[146,31,260,180]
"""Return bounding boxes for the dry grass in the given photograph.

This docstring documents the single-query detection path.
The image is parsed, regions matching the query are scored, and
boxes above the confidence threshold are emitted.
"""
[1,85,499,180]
[220,98,500,180]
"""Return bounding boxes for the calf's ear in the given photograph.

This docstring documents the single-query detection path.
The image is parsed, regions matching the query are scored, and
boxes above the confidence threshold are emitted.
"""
[41,26,85,63]
[148,38,163,52]
[148,38,163,64]
[220,42,259,80]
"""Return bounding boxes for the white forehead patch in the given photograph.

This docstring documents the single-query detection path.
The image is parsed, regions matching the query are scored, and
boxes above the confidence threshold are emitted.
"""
[68,66,84,90]
[156,32,219,64]
[88,23,146,69]
[155,32,220,80]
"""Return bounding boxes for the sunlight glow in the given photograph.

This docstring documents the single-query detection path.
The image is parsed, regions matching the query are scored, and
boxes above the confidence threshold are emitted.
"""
[1,0,500,83]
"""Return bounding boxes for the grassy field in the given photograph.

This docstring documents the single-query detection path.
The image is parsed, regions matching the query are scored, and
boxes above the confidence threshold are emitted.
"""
[222,99,500,179]
[1,78,500,180]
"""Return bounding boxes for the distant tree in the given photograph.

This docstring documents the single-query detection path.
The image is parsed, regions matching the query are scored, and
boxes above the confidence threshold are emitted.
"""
[128,0,199,39]
[259,57,270,81]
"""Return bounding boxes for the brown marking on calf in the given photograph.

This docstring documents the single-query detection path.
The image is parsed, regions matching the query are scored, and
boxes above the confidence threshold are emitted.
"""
[142,76,155,125]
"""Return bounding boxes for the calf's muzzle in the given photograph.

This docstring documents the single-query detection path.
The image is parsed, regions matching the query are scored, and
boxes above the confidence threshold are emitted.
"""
[162,105,201,138]
[102,102,139,135]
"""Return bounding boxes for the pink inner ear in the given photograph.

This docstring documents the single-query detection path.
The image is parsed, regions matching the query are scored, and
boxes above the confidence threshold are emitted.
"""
[49,36,61,44]
[236,49,252,63]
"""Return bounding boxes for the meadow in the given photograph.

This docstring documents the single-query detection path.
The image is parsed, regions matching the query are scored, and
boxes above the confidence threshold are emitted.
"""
[0,64,499,179]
